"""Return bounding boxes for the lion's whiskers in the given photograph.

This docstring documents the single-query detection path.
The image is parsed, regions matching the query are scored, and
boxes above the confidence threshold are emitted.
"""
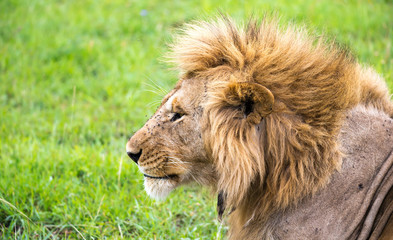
[146,99,162,108]
[167,156,202,184]
[143,77,169,97]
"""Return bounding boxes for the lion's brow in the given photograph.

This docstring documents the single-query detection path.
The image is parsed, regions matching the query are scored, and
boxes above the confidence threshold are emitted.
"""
[159,89,177,109]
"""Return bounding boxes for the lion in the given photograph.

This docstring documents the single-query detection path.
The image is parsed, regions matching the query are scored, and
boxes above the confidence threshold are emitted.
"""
[126,17,393,239]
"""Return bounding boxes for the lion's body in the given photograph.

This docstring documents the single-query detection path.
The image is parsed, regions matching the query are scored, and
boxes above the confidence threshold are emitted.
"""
[127,17,393,239]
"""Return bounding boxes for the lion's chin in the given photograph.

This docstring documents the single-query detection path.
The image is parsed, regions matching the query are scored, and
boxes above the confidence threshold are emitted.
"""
[143,177,178,200]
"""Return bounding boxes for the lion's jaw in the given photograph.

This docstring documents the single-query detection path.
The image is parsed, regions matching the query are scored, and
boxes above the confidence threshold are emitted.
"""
[143,176,180,200]
[126,78,215,200]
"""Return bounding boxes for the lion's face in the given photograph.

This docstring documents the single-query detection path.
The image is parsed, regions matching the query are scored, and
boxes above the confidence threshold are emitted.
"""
[127,69,275,204]
[126,77,215,199]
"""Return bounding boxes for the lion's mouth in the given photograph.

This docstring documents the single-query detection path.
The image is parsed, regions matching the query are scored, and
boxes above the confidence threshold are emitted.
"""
[143,174,178,180]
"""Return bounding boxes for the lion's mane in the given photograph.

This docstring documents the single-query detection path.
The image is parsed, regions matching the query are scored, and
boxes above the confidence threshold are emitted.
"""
[170,17,393,238]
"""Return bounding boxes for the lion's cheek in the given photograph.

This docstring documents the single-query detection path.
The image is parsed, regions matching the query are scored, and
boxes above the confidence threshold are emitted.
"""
[143,178,178,200]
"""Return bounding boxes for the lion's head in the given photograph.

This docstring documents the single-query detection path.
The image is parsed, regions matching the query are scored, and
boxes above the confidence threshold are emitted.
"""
[126,76,215,199]
[126,17,393,237]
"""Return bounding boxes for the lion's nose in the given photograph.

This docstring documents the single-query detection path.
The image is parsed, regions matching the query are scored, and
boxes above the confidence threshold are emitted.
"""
[127,149,142,164]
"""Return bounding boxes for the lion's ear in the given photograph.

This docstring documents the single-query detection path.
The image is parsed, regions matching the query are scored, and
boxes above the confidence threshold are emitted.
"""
[204,79,274,212]
[223,81,274,124]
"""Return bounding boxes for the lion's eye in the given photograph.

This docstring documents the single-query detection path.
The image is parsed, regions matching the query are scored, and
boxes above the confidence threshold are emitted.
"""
[170,112,183,122]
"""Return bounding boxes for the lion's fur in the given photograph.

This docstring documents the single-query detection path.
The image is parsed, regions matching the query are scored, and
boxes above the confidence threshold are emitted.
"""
[128,17,393,239]
[169,17,393,238]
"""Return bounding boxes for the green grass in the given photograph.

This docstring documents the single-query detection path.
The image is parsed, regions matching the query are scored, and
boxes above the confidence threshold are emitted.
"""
[0,0,392,239]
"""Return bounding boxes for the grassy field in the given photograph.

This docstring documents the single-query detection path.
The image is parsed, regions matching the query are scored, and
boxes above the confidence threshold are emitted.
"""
[1,0,392,239]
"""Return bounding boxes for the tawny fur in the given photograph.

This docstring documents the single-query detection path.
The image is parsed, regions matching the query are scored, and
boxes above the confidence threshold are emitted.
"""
[127,17,393,240]
[169,17,393,238]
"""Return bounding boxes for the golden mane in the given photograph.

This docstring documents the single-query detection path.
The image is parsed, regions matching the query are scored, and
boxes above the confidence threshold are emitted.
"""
[169,17,393,237]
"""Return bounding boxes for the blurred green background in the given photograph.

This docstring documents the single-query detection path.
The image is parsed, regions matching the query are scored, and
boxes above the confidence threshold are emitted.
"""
[0,0,392,239]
